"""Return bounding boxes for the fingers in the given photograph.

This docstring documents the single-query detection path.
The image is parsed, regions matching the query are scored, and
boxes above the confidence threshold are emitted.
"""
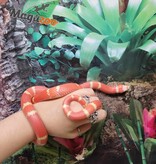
[78,109,107,126]
[71,123,91,138]
[71,109,107,138]
[73,95,107,126]
[68,88,95,97]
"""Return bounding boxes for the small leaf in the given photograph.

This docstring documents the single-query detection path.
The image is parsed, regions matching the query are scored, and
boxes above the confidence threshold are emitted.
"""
[58,77,67,83]
[45,79,55,82]
[64,50,75,60]
[41,36,51,48]
[39,25,47,34]
[27,27,34,34]
[34,47,44,55]
[44,50,51,55]
[38,58,48,66]
[75,50,80,58]
[32,32,42,42]
[129,99,143,127]
[29,77,37,83]
[51,51,60,57]
[50,59,60,69]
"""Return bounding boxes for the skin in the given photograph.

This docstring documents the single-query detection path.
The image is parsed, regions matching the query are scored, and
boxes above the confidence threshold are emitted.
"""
[0,0,7,5]
[0,88,107,162]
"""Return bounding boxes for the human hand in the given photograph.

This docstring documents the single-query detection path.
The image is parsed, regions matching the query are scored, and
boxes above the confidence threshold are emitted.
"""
[34,88,107,139]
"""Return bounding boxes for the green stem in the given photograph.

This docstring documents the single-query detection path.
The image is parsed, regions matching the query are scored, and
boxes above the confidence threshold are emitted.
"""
[137,120,147,164]
[115,125,133,164]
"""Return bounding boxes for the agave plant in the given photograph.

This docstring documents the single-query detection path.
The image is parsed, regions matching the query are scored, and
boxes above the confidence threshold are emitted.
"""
[48,0,156,81]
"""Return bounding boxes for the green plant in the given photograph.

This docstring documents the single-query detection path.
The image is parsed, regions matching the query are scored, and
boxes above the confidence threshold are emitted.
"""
[19,25,82,85]
[50,0,156,81]
[113,99,156,164]
[113,99,146,164]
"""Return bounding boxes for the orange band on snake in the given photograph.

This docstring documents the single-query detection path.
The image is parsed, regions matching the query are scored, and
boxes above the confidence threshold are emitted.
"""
[21,81,129,145]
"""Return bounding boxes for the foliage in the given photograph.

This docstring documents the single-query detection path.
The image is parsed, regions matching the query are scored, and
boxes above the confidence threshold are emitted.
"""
[113,99,144,163]
[113,99,156,164]
[18,24,82,85]
[50,0,156,81]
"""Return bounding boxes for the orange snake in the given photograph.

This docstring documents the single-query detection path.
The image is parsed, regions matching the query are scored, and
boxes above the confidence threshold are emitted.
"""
[21,81,129,145]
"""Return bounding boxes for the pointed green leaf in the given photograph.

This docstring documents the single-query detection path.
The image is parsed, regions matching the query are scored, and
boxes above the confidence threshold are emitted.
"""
[82,0,103,17]
[55,22,87,39]
[80,32,106,68]
[129,99,143,128]
[144,138,156,163]
[143,15,156,30]
[52,5,85,28]
[113,114,132,141]
[132,2,156,33]
[126,0,142,24]
[76,4,111,35]
[124,119,139,149]
[99,0,120,34]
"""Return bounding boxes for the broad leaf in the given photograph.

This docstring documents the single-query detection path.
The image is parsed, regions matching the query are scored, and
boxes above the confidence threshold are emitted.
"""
[52,5,85,29]
[87,67,101,81]
[107,41,129,62]
[76,4,111,35]
[126,0,142,25]
[55,22,87,39]
[99,0,120,35]
[80,32,106,69]
[132,2,156,33]
[138,40,156,54]
[48,36,82,48]
[82,0,103,17]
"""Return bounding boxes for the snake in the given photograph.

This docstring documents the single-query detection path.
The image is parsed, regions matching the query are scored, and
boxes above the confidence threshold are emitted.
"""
[21,81,129,145]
